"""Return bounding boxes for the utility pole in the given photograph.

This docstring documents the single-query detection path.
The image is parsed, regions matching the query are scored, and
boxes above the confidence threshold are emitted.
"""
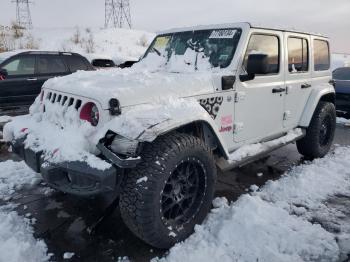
[12,0,33,29]
[105,0,132,29]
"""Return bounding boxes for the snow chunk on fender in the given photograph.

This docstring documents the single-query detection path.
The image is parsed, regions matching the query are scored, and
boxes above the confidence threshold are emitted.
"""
[95,97,212,142]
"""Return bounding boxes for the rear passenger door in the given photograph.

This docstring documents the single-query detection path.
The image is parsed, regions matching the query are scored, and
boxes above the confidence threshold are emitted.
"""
[234,31,286,144]
[36,54,69,88]
[0,55,38,108]
[283,33,312,128]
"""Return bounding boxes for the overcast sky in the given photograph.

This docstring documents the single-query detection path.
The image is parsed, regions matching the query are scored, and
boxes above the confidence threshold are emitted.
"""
[1,0,349,53]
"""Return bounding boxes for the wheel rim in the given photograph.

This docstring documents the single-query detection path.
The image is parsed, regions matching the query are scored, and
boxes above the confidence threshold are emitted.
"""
[160,158,206,228]
[319,116,332,146]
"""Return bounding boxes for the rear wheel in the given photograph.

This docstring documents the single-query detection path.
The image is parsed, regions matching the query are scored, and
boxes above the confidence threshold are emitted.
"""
[119,133,216,249]
[297,101,336,159]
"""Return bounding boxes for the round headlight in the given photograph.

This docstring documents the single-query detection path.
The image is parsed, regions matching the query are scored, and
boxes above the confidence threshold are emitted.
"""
[80,102,99,126]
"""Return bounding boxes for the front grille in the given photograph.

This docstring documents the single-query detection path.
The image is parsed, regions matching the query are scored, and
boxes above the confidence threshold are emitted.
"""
[45,91,83,111]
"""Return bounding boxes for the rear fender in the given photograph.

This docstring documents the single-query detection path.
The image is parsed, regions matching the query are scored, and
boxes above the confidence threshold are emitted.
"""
[299,84,335,127]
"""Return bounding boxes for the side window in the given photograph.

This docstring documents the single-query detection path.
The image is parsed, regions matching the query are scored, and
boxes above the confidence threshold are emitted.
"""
[2,56,35,76]
[37,56,67,74]
[243,34,280,74]
[288,37,309,73]
[314,40,330,71]
[66,56,89,72]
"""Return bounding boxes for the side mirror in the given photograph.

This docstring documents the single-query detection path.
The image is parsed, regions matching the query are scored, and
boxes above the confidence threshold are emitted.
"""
[0,68,8,77]
[240,54,269,82]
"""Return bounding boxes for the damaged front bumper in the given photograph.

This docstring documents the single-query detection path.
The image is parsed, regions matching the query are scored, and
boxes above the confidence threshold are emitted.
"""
[10,137,141,196]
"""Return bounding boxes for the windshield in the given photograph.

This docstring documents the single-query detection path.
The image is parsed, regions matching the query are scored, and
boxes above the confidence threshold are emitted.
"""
[333,67,350,80]
[140,28,242,72]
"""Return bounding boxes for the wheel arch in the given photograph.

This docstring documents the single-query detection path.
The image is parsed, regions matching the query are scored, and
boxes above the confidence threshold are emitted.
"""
[299,87,335,127]
[141,120,229,159]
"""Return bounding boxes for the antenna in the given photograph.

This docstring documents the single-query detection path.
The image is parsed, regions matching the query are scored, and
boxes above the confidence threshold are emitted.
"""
[12,0,33,29]
[105,0,132,29]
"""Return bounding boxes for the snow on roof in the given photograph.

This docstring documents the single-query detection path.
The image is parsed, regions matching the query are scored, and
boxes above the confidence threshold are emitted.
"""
[158,22,327,38]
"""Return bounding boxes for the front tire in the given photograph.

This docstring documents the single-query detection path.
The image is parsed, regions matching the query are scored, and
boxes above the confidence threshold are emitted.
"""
[119,133,216,249]
[297,101,336,159]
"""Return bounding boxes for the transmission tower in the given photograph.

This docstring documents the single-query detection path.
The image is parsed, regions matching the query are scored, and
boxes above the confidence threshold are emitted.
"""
[105,0,132,29]
[12,0,33,29]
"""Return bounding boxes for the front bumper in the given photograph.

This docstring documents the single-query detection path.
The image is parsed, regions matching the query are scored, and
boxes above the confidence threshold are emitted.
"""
[11,137,123,196]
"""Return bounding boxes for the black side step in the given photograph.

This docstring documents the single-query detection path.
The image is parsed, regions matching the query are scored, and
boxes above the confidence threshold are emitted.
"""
[217,129,306,171]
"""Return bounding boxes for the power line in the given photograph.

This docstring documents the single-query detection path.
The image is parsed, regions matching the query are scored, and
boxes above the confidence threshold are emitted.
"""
[105,0,132,29]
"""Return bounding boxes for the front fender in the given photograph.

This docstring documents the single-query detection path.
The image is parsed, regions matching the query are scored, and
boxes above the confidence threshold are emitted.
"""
[95,98,229,158]
[299,84,335,127]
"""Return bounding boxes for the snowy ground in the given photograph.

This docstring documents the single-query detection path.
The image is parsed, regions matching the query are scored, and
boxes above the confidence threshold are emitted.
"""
[0,128,349,261]
[159,146,350,262]
[0,161,49,262]
[337,117,350,127]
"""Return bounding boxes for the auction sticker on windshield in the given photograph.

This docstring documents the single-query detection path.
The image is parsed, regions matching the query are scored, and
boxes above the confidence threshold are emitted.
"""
[155,36,171,49]
[209,29,237,39]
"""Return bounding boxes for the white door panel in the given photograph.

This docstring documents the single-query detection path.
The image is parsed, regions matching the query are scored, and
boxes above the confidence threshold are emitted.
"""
[283,33,313,128]
[234,30,285,143]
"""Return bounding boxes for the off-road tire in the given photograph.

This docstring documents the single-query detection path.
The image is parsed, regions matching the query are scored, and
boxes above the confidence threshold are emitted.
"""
[119,133,216,249]
[297,101,336,159]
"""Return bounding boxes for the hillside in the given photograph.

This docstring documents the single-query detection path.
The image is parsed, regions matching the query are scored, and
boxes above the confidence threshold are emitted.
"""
[0,26,155,64]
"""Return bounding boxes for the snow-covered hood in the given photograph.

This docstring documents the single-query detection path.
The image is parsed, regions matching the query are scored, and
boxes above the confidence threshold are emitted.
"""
[43,68,215,109]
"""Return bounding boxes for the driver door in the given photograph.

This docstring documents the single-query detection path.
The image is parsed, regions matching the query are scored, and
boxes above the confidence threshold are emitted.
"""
[234,30,286,144]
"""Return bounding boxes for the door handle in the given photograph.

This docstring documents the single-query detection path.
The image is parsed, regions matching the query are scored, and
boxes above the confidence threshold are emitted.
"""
[301,83,311,89]
[272,87,286,93]
[27,78,37,81]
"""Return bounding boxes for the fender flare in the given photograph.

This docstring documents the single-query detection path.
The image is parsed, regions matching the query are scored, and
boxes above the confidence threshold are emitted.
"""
[138,117,230,159]
[299,85,335,127]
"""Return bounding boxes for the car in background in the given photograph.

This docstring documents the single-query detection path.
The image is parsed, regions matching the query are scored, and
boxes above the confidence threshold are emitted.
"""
[88,54,138,69]
[91,58,116,69]
[0,50,94,115]
[333,67,350,118]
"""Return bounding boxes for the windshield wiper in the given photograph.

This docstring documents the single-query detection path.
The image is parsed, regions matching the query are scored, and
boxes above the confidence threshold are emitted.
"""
[152,47,161,56]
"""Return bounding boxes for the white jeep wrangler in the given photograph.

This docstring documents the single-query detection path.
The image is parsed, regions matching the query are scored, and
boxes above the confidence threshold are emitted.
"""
[4,22,336,248]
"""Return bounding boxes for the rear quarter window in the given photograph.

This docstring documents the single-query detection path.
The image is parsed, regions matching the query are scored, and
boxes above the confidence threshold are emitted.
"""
[37,56,67,74]
[314,40,330,71]
[66,55,90,72]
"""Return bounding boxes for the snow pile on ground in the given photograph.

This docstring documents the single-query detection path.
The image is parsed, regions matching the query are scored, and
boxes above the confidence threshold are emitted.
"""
[337,117,350,126]
[0,208,49,262]
[0,160,41,200]
[0,161,49,262]
[1,27,155,65]
[228,128,303,162]
[158,146,350,262]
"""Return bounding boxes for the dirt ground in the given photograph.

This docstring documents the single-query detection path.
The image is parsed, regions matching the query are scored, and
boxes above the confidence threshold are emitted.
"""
[0,125,349,262]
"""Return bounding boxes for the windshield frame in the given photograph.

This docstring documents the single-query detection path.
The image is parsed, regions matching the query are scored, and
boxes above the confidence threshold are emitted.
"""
[142,27,242,71]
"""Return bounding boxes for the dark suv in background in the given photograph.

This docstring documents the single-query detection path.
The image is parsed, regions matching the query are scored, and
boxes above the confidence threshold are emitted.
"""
[333,67,350,118]
[0,51,94,115]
